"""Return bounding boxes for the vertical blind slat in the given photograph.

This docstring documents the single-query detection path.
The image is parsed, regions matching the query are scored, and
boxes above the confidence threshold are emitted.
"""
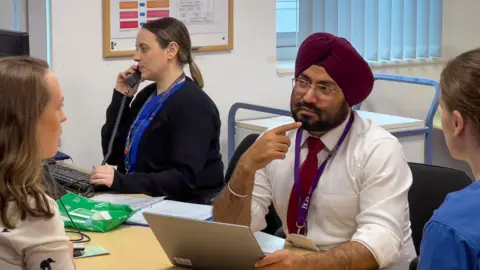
[337,0,352,40]
[313,0,326,33]
[403,0,417,59]
[416,0,430,58]
[351,0,365,57]
[279,0,443,62]
[379,0,392,61]
[429,0,442,58]
[298,0,313,45]
[325,0,338,35]
[391,0,404,59]
[365,0,379,61]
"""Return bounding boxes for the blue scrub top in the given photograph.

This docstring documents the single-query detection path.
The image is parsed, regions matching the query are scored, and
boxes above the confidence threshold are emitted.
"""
[418,180,480,269]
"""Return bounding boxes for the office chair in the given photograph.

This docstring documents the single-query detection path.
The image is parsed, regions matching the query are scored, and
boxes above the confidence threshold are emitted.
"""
[54,151,72,161]
[225,134,260,182]
[206,134,261,205]
[224,133,283,235]
[407,162,473,269]
[409,257,419,270]
[408,162,473,253]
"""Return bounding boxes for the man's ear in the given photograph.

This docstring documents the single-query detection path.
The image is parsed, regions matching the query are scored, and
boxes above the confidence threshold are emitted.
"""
[452,110,465,137]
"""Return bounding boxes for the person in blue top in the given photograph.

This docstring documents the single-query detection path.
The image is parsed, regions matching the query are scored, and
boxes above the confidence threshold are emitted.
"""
[418,48,480,269]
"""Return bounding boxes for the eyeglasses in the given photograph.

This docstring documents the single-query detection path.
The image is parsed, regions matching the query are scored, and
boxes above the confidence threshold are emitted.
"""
[292,78,337,97]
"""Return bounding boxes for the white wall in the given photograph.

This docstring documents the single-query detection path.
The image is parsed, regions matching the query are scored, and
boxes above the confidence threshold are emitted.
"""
[0,0,16,30]
[50,0,479,176]
[1,0,46,61]
[27,0,49,61]
[0,0,27,32]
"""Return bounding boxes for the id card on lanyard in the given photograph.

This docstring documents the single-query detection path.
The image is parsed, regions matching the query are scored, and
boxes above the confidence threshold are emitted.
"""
[292,112,354,235]
[124,74,185,174]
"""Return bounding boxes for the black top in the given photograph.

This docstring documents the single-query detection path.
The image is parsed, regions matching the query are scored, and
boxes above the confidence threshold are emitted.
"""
[101,77,224,203]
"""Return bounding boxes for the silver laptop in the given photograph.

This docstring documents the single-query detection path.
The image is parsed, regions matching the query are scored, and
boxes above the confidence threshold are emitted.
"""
[143,212,284,270]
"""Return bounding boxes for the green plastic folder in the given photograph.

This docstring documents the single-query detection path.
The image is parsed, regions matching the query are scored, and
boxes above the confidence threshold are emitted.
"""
[57,193,136,233]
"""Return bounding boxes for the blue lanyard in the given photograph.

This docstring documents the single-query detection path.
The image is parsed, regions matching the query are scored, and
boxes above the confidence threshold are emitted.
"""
[124,75,185,174]
[293,112,354,234]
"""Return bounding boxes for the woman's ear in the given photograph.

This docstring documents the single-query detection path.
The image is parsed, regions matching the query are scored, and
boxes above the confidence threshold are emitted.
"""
[166,42,179,60]
[452,110,465,137]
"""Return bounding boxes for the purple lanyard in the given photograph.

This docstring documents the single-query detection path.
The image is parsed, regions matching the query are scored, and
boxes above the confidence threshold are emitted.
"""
[293,112,354,234]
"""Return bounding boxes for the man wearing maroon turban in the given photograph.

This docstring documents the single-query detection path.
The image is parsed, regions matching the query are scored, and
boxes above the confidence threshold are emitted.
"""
[213,33,415,270]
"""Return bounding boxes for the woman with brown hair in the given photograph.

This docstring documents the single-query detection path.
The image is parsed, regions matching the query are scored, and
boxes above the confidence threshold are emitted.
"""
[417,48,480,269]
[91,17,224,204]
[0,56,73,269]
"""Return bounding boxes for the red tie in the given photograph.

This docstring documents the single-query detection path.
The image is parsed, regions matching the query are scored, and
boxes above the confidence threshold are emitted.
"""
[286,137,325,235]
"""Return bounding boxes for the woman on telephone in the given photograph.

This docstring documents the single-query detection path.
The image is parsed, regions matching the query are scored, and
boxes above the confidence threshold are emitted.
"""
[90,17,224,204]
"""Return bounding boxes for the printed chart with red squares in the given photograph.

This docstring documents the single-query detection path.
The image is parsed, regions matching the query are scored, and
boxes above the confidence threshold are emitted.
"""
[119,0,170,30]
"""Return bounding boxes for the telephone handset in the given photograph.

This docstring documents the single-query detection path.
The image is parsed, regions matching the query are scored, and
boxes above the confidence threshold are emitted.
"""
[101,67,141,165]
[125,68,142,89]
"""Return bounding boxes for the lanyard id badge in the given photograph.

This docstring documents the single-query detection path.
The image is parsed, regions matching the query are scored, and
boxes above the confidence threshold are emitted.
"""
[286,233,320,251]
[292,112,354,235]
[124,73,185,174]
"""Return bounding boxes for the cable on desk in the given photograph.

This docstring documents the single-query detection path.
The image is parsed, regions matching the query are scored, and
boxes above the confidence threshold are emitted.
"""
[58,198,91,244]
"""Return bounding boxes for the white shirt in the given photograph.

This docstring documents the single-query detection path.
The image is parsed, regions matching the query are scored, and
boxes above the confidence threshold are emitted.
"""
[250,110,416,269]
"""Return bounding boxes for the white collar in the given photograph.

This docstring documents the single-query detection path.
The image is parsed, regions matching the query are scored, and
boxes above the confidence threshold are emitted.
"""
[300,111,353,151]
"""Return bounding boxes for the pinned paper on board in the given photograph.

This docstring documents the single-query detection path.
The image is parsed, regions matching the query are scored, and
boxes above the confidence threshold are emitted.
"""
[112,0,170,39]
[102,0,233,58]
[177,0,214,25]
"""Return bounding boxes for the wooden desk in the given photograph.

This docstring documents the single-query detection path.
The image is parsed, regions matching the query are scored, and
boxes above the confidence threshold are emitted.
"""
[71,224,308,270]
[72,225,181,270]
[71,194,307,269]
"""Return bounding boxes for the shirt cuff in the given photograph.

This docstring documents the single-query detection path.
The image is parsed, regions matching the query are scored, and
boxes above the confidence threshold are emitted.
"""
[111,169,125,192]
[351,224,401,268]
[250,200,268,232]
[112,88,134,103]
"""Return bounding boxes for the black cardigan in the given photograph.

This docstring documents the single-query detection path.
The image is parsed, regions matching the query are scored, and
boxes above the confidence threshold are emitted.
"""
[101,78,224,203]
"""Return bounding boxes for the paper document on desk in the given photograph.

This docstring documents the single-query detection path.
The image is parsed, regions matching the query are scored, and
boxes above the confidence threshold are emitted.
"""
[254,231,286,254]
[90,194,212,226]
[90,194,165,210]
[141,200,213,224]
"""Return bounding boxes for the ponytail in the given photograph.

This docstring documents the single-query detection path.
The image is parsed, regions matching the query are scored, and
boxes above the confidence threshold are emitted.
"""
[189,61,204,89]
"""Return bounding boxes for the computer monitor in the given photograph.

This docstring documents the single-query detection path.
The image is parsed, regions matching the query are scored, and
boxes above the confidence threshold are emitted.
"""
[0,29,29,57]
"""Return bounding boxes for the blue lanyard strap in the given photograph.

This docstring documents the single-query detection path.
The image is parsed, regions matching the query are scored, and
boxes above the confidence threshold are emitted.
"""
[293,112,354,234]
[124,74,185,174]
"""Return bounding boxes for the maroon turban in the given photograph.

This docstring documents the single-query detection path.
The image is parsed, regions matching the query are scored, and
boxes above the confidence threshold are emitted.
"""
[295,33,374,106]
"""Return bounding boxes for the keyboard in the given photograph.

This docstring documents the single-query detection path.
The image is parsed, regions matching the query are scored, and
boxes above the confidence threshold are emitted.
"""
[47,162,95,197]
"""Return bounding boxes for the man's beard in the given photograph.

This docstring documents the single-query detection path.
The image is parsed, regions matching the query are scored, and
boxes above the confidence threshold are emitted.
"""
[291,99,350,132]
